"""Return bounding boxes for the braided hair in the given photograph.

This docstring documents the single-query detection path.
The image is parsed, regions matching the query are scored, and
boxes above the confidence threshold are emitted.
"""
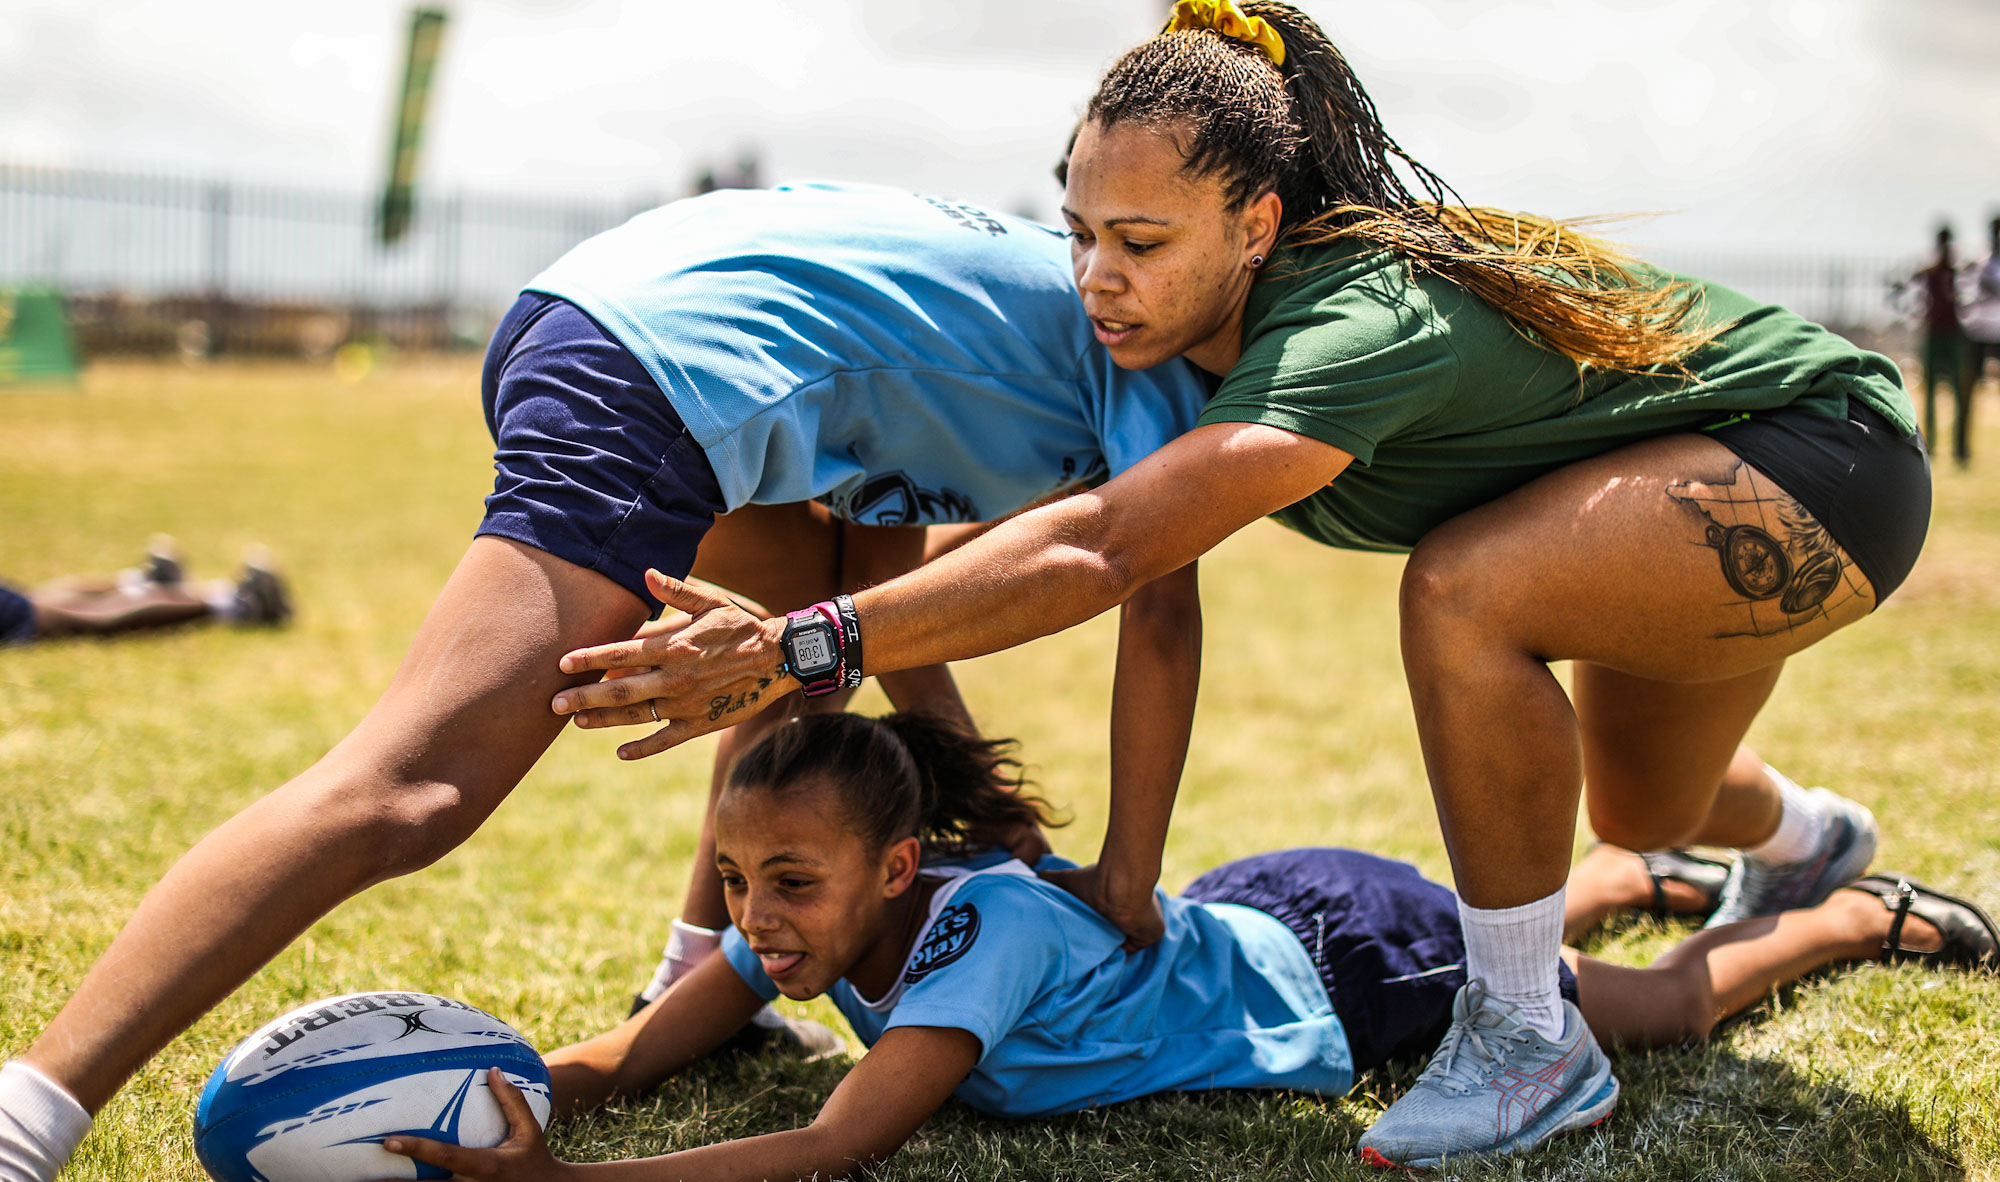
[724,712,1064,858]
[1083,2,1716,375]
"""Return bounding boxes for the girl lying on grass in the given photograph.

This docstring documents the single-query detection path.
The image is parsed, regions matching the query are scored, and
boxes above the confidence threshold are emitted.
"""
[385,713,1997,1180]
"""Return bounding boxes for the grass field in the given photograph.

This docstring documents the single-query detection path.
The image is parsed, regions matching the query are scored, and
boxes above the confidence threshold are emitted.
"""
[3,360,1997,1181]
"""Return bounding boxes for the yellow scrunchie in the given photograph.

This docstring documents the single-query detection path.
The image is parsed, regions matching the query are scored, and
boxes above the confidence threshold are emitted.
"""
[1161,0,1287,68]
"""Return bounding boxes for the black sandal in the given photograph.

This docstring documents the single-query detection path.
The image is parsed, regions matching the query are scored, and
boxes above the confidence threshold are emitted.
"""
[1634,848,1734,920]
[1840,873,2000,972]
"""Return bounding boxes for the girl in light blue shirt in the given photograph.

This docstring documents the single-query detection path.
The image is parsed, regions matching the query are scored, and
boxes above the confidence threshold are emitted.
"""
[384,713,1993,1180]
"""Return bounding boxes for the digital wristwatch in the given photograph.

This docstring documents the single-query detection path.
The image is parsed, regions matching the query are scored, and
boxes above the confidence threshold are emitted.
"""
[779,594,864,697]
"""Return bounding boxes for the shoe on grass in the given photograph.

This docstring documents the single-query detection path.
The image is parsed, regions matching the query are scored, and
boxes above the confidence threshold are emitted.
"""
[1840,874,1999,973]
[1635,848,1733,919]
[141,534,186,586]
[628,989,846,1060]
[722,1006,848,1059]
[229,548,293,627]
[1705,789,1877,928]
[1357,980,1618,1170]
[115,534,186,594]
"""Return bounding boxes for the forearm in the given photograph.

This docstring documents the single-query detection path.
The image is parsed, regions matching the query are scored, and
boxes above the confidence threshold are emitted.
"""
[570,1123,877,1182]
[545,957,764,1117]
[1099,563,1202,881]
[552,425,1350,755]
[850,492,1140,677]
[564,1026,974,1182]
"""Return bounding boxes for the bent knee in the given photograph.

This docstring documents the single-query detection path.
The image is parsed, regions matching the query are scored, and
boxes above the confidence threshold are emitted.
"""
[1399,533,1526,645]
[1587,804,1703,852]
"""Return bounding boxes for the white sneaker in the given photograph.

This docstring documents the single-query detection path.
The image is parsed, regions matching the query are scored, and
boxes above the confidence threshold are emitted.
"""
[1358,981,1617,1169]
[1706,788,1877,928]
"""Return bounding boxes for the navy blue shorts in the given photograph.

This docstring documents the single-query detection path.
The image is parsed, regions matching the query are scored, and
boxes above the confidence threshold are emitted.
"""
[1705,400,1931,603]
[478,292,727,610]
[0,583,36,645]
[1182,848,1579,1074]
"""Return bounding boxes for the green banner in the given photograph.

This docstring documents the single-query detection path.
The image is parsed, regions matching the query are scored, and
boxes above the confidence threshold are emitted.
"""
[0,289,80,384]
[378,6,449,248]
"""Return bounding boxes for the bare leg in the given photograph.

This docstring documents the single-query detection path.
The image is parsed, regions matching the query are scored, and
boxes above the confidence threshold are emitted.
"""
[1577,664,1786,852]
[1401,433,1874,913]
[1561,845,1715,943]
[30,584,215,637]
[1569,890,1938,1048]
[674,504,845,928]
[1952,355,1975,466]
[21,537,646,1111]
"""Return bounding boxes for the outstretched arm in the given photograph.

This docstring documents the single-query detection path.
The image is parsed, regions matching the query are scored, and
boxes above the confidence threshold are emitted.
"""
[552,423,1349,755]
[1043,561,1202,948]
[385,1025,981,1182]
[542,953,766,1117]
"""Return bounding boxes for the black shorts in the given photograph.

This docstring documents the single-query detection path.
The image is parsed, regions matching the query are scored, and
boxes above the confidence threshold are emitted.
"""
[1703,401,1930,603]
[477,293,728,610]
[1182,848,1579,1074]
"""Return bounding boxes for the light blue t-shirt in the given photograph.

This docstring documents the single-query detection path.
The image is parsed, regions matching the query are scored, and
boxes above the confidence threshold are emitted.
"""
[525,182,1210,524]
[721,862,1354,1118]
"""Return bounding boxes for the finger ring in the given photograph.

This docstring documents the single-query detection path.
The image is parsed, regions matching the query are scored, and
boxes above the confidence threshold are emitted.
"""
[648,701,661,723]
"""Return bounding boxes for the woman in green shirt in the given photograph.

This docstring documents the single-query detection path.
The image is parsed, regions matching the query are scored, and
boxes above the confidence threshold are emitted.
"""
[547,1,1931,1166]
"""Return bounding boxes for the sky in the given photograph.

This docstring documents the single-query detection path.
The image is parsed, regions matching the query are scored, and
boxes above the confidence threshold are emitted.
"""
[1,0,1996,258]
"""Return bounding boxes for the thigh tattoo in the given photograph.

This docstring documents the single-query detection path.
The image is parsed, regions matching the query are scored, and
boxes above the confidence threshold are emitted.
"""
[1666,462,1869,639]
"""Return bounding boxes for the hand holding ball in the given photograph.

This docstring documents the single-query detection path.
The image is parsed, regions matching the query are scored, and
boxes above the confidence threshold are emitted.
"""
[193,991,551,1182]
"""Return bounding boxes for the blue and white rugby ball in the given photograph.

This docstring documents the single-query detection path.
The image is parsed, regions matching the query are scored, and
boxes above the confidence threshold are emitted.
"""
[193,990,552,1182]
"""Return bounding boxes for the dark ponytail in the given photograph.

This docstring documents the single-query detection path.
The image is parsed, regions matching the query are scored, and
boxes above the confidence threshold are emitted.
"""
[1084,1,1718,377]
[723,712,1064,858]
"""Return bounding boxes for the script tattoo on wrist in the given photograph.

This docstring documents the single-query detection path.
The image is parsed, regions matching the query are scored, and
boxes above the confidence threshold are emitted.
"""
[708,688,760,728]
[1666,460,1868,639]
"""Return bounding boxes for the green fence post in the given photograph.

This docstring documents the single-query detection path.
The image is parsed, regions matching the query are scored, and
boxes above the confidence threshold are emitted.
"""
[0,288,81,386]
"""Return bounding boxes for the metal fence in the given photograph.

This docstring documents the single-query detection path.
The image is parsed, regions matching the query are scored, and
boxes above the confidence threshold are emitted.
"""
[0,160,1927,359]
[0,161,655,356]
[1649,248,1921,359]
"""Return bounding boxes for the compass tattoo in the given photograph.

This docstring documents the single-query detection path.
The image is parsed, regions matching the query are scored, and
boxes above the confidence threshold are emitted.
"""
[1666,461,1867,638]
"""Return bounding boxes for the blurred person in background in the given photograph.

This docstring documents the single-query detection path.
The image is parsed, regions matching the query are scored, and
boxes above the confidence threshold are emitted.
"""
[1963,215,2000,394]
[0,537,290,646]
[1912,224,1976,466]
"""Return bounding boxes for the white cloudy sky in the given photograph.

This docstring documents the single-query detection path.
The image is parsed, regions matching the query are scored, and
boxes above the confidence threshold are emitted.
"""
[1,0,1995,256]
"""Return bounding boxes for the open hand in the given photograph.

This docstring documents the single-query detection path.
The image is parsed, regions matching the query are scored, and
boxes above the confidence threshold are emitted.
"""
[1040,861,1166,951]
[377,1067,569,1181]
[550,570,797,759]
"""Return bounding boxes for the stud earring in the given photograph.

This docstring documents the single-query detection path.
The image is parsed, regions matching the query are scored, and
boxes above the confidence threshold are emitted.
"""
[1250,254,1265,268]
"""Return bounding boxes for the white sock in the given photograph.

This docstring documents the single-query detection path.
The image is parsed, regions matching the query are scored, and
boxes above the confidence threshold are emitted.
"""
[1459,890,1568,1040]
[1745,767,1826,866]
[0,1061,92,1182]
[637,919,724,1005]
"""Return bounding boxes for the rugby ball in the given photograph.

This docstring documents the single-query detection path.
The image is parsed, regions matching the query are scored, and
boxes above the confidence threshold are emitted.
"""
[193,990,552,1182]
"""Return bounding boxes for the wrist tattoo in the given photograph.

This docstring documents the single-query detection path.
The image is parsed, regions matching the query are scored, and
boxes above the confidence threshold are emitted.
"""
[706,690,760,721]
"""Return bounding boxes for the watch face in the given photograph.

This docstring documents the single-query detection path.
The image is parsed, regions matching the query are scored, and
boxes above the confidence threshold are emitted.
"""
[790,628,838,676]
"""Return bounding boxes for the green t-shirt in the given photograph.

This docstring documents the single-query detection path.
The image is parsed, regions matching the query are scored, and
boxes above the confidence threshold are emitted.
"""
[1197,241,1914,553]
